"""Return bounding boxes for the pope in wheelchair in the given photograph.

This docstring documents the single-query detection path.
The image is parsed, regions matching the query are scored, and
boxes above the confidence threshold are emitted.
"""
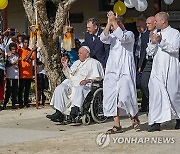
[47,46,105,124]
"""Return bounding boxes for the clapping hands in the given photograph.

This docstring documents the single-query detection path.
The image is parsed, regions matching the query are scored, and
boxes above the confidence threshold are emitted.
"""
[150,31,162,44]
[107,11,117,25]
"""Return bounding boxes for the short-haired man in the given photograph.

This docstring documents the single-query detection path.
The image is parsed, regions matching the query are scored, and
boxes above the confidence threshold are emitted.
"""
[148,12,180,131]
[140,16,156,113]
[83,18,110,68]
[135,16,150,112]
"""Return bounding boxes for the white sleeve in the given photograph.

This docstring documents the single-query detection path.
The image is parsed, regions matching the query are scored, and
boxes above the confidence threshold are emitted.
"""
[112,27,134,43]
[158,31,180,54]
[100,32,112,44]
[62,67,71,79]
[62,60,80,79]
[87,60,104,80]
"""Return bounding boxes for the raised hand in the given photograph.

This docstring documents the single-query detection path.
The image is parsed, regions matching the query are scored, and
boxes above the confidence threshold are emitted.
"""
[107,11,116,25]
[149,31,157,44]
[154,33,162,43]
[61,56,68,68]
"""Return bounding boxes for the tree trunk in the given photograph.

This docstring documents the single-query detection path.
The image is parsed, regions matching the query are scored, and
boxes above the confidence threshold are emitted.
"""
[40,36,63,92]
[22,0,78,92]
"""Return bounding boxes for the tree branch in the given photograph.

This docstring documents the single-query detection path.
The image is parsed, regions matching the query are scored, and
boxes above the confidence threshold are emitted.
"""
[64,0,77,10]
[52,0,78,40]
[34,0,50,35]
[22,0,35,25]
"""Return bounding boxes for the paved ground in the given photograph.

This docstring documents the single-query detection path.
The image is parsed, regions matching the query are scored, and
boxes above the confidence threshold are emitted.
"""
[0,106,180,154]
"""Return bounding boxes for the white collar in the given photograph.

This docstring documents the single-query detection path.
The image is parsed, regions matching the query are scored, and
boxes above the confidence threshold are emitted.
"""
[142,28,148,34]
[161,25,171,32]
[94,29,99,36]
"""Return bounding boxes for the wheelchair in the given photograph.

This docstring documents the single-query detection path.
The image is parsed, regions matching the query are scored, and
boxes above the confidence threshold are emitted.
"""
[73,80,107,125]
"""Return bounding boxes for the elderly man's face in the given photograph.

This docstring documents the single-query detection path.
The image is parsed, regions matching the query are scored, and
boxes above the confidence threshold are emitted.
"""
[86,22,98,35]
[78,47,89,62]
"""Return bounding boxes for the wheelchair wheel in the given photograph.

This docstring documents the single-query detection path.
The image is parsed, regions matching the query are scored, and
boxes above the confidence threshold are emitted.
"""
[90,88,107,123]
[82,114,91,125]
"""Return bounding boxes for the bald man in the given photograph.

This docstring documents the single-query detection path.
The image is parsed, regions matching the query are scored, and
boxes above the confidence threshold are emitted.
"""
[140,16,156,113]
[47,46,104,123]
[147,12,180,132]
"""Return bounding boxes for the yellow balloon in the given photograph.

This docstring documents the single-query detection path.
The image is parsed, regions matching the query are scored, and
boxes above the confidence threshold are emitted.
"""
[0,0,8,10]
[113,0,126,16]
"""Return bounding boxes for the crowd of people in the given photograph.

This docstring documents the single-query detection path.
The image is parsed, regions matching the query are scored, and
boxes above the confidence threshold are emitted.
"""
[0,11,180,133]
[47,11,180,133]
[0,29,48,110]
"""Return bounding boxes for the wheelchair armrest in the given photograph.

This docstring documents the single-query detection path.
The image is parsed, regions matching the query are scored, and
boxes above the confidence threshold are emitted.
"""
[91,79,103,88]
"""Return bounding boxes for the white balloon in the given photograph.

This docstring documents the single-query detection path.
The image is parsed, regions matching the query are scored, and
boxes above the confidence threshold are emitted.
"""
[132,0,138,7]
[135,0,148,12]
[164,0,174,5]
[124,0,137,8]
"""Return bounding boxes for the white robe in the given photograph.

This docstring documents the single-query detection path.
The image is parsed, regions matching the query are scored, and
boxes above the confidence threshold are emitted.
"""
[100,27,138,117]
[148,26,180,125]
[50,57,104,115]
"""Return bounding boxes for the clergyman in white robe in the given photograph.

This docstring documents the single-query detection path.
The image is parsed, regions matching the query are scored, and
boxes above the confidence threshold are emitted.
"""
[100,27,138,117]
[148,25,180,125]
[50,57,104,115]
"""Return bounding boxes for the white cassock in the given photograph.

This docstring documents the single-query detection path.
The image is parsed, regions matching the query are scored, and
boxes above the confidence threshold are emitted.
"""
[147,26,180,125]
[100,27,138,117]
[50,57,104,115]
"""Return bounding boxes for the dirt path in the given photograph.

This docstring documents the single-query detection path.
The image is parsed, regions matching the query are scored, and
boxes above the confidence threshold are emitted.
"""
[0,106,179,154]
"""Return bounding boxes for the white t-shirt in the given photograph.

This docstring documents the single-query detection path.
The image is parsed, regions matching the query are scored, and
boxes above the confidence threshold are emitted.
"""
[37,49,46,75]
[6,53,19,79]
[0,43,5,51]
[3,36,12,55]
[0,44,5,70]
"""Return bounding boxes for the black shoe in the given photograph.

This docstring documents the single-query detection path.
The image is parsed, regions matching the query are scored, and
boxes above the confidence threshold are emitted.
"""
[66,115,77,124]
[175,119,180,129]
[2,105,6,110]
[19,104,24,109]
[50,111,65,123]
[69,106,79,123]
[25,104,30,108]
[12,105,18,109]
[46,112,58,119]
[47,110,64,120]
[0,106,2,111]
[148,123,161,132]
[42,100,45,106]
[51,117,64,123]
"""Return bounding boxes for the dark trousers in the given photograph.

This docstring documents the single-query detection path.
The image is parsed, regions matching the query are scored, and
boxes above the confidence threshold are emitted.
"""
[134,56,139,71]
[140,61,153,110]
[18,78,32,106]
[37,74,48,105]
[4,78,18,107]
